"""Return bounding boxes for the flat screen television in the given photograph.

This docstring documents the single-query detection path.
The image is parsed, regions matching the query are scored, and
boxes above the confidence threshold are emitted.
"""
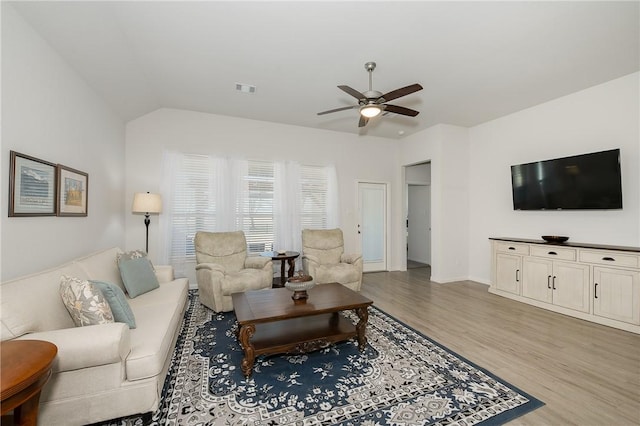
[511,149,622,210]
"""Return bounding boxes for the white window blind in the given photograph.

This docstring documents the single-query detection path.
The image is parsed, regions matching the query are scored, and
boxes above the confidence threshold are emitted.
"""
[300,165,329,229]
[170,154,216,264]
[239,161,274,253]
[164,153,337,269]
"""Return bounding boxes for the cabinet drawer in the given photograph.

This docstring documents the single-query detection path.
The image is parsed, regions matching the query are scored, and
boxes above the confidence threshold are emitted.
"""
[580,250,639,268]
[530,245,576,261]
[495,242,529,255]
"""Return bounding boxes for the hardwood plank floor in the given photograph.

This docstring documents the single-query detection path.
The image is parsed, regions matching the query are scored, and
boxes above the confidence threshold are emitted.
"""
[360,268,640,426]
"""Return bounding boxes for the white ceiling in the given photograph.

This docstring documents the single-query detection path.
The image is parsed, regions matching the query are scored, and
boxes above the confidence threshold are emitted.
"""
[8,1,640,139]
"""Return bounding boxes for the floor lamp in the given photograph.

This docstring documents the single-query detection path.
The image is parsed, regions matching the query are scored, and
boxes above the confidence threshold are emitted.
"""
[132,192,162,253]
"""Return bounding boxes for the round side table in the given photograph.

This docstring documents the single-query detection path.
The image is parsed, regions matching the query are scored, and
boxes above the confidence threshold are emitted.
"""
[261,251,300,287]
[1,339,57,426]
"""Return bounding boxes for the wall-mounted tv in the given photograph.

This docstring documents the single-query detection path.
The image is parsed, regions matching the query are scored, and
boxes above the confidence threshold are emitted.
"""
[511,149,622,210]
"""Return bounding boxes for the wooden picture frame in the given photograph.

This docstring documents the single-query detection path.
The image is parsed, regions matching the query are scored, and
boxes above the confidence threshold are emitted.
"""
[8,151,58,217]
[57,164,88,217]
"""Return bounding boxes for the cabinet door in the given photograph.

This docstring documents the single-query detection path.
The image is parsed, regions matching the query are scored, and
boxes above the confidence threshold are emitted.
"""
[552,261,590,313]
[522,257,553,303]
[594,267,640,325]
[496,253,521,295]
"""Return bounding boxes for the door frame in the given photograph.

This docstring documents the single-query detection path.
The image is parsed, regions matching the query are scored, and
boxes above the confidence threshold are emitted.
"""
[356,180,389,272]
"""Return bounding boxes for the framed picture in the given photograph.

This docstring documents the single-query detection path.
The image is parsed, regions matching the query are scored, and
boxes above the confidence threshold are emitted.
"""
[8,151,58,217]
[57,165,89,217]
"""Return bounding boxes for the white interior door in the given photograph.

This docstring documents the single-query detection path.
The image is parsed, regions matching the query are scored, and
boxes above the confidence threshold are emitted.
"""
[407,184,431,264]
[358,182,387,272]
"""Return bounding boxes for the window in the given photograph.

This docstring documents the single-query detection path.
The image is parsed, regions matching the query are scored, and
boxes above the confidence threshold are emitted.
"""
[163,152,337,269]
[239,161,274,254]
[300,165,329,229]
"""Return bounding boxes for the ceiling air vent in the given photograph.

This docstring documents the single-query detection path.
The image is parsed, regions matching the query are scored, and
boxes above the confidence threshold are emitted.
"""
[235,83,256,94]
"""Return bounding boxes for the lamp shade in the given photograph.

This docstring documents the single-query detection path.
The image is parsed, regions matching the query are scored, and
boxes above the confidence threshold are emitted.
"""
[132,192,162,214]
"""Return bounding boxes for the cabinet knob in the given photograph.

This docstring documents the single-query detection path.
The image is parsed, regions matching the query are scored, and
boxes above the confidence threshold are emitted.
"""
[548,251,557,255]
[508,247,516,250]
[602,257,615,261]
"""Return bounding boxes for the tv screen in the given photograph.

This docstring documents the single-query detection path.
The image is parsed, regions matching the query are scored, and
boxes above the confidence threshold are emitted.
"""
[511,149,622,210]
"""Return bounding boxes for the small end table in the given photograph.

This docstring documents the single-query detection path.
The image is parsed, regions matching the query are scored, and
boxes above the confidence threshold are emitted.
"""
[261,251,300,287]
[1,339,57,426]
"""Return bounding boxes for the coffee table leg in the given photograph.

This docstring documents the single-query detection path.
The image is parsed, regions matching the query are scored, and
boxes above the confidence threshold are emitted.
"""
[355,307,369,351]
[238,324,256,378]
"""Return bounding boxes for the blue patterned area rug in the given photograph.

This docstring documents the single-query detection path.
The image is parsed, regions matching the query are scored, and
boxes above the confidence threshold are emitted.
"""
[102,290,543,425]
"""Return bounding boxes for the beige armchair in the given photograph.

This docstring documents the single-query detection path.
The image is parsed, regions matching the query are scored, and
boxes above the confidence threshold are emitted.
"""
[301,228,363,291]
[194,231,272,312]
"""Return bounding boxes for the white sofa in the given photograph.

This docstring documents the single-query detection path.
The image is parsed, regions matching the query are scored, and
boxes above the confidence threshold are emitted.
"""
[0,247,189,425]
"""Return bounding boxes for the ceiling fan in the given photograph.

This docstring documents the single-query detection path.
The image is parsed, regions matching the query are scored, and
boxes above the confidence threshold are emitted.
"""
[317,62,423,128]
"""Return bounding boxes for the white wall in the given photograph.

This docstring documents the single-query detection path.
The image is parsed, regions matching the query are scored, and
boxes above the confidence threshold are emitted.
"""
[406,162,431,184]
[467,72,640,284]
[398,124,470,283]
[124,108,402,282]
[1,5,126,280]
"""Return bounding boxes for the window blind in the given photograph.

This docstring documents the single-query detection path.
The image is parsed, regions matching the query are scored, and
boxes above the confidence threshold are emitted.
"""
[166,154,335,267]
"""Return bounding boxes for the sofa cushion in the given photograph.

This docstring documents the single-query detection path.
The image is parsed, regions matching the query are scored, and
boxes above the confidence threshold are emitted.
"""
[91,280,136,329]
[1,262,86,340]
[74,247,125,292]
[118,257,160,298]
[60,275,114,326]
[126,280,188,381]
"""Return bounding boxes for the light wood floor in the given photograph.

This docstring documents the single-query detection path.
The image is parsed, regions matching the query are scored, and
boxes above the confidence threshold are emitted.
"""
[360,268,640,426]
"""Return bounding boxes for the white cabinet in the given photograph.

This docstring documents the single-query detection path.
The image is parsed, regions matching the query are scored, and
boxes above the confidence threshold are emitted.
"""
[522,247,590,313]
[490,238,640,334]
[493,242,528,295]
[496,254,522,295]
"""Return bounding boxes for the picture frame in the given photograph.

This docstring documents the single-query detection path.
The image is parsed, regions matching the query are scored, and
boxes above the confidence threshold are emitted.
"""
[8,151,58,217]
[57,164,89,217]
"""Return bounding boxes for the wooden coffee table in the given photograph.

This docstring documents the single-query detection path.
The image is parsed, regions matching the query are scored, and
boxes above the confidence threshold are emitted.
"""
[1,339,57,426]
[232,282,373,377]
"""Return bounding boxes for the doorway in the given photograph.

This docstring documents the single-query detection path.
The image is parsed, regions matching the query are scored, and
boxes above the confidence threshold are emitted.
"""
[407,185,431,267]
[405,162,431,270]
[357,182,387,272]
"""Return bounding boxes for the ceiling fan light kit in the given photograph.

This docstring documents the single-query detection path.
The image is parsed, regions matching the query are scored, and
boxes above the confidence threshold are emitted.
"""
[360,104,382,118]
[318,61,423,128]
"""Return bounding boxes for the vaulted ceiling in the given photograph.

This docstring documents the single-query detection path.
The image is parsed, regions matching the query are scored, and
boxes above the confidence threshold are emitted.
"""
[8,1,639,139]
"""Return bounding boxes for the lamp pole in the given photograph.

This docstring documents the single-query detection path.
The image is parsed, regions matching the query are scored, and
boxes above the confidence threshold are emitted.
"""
[144,213,151,253]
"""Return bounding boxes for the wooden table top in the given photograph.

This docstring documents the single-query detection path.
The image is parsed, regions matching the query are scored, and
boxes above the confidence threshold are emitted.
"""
[232,282,373,325]
[1,340,58,403]
[260,251,300,260]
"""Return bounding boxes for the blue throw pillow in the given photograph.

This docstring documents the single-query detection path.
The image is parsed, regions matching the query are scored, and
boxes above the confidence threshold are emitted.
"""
[118,257,160,298]
[90,280,137,329]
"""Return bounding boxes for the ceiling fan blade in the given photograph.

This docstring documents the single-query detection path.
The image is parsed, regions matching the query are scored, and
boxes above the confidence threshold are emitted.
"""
[338,85,366,100]
[358,115,369,128]
[317,105,358,116]
[384,104,420,117]
[379,84,423,102]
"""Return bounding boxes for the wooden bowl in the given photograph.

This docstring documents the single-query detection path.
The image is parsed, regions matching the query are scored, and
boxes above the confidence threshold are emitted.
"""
[541,235,569,243]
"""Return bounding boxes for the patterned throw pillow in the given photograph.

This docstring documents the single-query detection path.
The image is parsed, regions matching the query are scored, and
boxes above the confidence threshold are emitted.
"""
[91,280,137,329]
[116,249,148,264]
[60,275,114,326]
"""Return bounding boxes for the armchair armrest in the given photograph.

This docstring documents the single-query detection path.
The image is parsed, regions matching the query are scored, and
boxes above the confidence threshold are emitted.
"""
[245,256,271,270]
[16,323,130,373]
[154,265,175,283]
[341,253,363,264]
[195,263,226,274]
[302,254,321,265]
